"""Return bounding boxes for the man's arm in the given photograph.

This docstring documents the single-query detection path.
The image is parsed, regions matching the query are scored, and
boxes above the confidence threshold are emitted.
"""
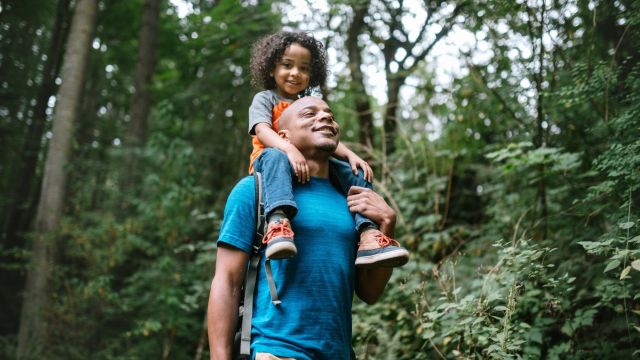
[347,186,396,304]
[207,244,250,360]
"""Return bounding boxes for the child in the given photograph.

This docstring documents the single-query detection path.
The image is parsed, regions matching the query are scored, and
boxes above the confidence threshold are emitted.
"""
[248,31,408,268]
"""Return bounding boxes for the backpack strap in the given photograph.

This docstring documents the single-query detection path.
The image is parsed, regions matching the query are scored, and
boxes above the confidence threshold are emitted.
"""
[239,172,265,357]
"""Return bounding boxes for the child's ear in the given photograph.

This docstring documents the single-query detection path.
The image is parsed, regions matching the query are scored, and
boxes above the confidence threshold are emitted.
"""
[278,129,290,142]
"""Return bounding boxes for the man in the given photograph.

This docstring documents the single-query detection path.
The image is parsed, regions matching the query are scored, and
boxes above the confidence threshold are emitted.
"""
[207,96,398,359]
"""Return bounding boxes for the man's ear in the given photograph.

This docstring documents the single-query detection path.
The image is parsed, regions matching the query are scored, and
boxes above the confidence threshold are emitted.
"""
[278,129,290,142]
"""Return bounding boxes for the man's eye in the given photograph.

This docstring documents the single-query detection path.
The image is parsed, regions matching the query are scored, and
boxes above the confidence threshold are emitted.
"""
[303,112,315,117]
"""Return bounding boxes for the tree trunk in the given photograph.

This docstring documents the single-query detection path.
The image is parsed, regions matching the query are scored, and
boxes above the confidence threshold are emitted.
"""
[346,0,374,149]
[2,0,71,249]
[372,2,468,156]
[16,0,98,357]
[0,0,70,340]
[532,1,548,238]
[383,75,403,156]
[125,0,162,189]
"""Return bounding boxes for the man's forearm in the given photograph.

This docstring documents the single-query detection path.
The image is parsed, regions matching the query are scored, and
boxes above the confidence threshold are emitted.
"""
[355,267,393,304]
[207,276,241,359]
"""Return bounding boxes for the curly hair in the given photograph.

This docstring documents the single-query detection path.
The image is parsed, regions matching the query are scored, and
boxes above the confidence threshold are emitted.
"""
[250,31,328,95]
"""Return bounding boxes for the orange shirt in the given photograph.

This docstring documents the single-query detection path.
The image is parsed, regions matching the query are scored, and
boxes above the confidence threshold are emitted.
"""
[248,100,290,173]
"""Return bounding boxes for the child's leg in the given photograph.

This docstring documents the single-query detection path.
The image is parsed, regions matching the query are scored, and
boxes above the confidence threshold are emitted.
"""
[329,158,409,268]
[254,148,297,259]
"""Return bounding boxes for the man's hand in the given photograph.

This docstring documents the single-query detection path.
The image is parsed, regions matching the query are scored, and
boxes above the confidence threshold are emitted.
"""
[346,152,373,183]
[285,144,310,183]
[347,186,396,236]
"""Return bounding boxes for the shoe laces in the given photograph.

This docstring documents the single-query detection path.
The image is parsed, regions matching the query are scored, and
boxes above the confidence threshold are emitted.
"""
[262,220,294,245]
[374,232,400,248]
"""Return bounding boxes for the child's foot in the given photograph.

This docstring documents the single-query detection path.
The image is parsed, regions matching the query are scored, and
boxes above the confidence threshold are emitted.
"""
[355,229,409,268]
[263,218,297,260]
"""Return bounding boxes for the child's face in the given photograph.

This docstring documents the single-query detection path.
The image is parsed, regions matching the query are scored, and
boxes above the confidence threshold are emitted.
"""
[272,43,311,99]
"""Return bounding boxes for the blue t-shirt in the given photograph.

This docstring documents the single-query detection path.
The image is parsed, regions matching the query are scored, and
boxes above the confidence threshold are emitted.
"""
[218,176,358,359]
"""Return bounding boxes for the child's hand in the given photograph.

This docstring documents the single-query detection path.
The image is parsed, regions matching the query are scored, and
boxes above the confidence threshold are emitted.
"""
[285,145,310,183]
[346,153,373,183]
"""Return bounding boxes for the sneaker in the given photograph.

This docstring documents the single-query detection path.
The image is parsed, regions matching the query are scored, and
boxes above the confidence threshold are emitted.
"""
[355,229,409,268]
[263,218,297,260]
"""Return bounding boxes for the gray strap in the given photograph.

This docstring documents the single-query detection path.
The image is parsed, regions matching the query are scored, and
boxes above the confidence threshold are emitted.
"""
[265,259,281,305]
[239,171,281,357]
[239,171,265,357]
[256,172,281,306]
[240,253,260,356]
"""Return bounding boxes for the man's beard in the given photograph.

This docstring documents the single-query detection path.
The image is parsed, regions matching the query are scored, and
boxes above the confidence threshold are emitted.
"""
[317,142,338,153]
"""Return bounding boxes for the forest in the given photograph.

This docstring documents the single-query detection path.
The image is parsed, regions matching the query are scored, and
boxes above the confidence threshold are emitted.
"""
[1,0,639,358]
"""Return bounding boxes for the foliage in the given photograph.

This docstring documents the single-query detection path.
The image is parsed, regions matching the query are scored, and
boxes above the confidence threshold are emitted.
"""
[351,0,640,358]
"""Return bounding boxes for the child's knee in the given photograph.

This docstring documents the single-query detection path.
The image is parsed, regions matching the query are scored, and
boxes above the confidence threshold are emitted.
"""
[259,148,288,164]
[261,147,286,159]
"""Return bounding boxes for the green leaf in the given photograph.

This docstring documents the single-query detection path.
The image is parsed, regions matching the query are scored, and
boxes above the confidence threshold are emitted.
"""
[618,221,635,229]
[422,329,436,339]
[604,259,621,272]
[632,259,640,271]
[620,266,631,280]
[577,241,602,251]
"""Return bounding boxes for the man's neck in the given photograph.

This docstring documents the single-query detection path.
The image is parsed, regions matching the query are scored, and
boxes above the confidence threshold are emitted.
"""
[306,159,330,178]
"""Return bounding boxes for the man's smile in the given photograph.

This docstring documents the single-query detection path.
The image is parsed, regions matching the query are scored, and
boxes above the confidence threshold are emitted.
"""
[313,125,338,135]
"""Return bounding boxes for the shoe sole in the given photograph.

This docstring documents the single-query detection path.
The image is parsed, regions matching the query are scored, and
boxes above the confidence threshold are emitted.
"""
[355,249,409,268]
[266,241,297,260]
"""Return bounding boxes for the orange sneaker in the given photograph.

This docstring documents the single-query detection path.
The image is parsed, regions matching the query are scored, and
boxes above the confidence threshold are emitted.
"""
[263,218,297,260]
[355,229,409,268]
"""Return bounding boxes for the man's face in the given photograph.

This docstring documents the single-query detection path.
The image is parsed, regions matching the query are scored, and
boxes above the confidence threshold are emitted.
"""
[284,97,340,154]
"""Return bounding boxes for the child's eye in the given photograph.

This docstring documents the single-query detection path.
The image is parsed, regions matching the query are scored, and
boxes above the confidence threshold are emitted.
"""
[282,62,292,68]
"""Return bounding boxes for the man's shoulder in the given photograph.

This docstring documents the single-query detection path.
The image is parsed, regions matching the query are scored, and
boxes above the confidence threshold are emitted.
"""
[229,176,256,199]
[218,176,257,253]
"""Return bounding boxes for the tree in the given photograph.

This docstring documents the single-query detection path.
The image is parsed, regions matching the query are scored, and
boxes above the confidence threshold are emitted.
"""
[345,0,375,149]
[16,0,98,357]
[2,0,71,258]
[368,0,469,155]
[125,0,163,189]
[0,0,72,338]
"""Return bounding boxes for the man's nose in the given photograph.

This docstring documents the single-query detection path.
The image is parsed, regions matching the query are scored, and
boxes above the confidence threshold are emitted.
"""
[317,111,333,123]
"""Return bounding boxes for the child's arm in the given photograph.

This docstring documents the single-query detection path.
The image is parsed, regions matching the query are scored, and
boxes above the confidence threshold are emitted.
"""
[254,123,310,183]
[333,142,373,182]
